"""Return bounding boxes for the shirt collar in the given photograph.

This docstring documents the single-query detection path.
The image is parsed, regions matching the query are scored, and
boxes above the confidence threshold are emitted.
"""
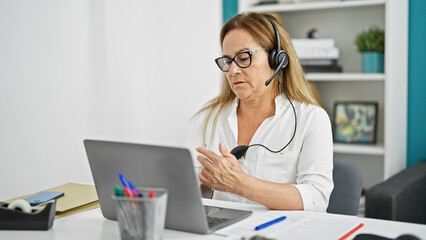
[226,95,289,145]
[229,95,288,116]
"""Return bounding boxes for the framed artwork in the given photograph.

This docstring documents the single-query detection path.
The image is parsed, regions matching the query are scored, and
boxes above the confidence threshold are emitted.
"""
[333,102,378,144]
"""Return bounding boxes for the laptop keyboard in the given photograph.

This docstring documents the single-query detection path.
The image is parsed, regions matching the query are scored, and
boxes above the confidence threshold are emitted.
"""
[207,216,230,228]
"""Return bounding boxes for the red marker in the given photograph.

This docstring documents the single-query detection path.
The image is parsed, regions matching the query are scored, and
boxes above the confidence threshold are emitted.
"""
[149,189,155,198]
[131,189,138,198]
[124,187,132,197]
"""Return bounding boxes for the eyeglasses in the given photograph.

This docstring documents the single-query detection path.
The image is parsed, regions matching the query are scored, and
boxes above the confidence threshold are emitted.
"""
[215,49,261,72]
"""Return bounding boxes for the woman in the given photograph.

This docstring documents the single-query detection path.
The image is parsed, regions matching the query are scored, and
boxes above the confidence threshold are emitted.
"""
[184,12,333,212]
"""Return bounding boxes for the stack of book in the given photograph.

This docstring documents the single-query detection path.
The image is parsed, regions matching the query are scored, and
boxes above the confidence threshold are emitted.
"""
[292,38,343,73]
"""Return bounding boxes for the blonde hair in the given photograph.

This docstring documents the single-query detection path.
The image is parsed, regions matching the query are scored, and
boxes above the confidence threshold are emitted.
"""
[197,12,320,134]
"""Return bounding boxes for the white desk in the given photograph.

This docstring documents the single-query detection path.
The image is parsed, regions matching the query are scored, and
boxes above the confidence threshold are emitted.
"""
[1,199,425,240]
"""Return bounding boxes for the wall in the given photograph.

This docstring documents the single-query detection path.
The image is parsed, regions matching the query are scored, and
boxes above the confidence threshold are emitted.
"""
[0,0,93,200]
[0,0,222,200]
[223,0,238,23]
[407,0,426,167]
[89,0,222,146]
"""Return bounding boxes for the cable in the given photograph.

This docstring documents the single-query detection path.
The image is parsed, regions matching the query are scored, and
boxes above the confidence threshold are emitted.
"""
[230,71,297,159]
[248,71,297,154]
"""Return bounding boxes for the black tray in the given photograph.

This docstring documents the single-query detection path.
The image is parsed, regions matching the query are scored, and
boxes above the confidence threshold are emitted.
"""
[0,200,56,230]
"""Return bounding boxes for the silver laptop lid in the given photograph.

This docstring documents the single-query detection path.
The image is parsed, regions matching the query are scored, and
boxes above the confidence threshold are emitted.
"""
[84,139,210,233]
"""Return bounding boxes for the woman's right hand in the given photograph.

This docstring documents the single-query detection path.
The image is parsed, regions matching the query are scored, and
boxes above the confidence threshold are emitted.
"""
[196,142,248,195]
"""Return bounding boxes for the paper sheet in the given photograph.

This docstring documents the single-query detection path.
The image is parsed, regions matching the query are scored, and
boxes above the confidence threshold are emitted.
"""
[216,211,363,240]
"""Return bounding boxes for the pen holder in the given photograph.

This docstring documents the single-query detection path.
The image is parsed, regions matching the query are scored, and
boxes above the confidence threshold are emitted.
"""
[112,188,168,240]
[0,200,56,230]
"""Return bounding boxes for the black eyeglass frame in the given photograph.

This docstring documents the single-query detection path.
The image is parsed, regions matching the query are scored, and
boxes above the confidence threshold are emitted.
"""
[214,49,260,72]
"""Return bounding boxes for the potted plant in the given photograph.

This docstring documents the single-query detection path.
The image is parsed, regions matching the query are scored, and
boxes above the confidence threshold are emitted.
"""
[355,26,385,73]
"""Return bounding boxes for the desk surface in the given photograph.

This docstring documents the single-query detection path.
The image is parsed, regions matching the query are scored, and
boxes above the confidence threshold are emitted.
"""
[1,199,425,240]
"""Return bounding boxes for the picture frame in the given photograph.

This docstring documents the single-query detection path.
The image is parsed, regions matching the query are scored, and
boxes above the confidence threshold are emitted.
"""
[333,102,378,144]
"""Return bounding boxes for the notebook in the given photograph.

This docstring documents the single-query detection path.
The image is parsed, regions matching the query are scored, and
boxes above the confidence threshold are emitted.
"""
[84,139,252,234]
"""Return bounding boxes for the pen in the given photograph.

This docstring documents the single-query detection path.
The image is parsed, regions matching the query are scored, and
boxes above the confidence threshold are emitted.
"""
[118,174,142,235]
[119,172,130,188]
[124,187,132,198]
[254,216,286,231]
[149,189,155,198]
[113,185,125,197]
[119,173,134,198]
[129,181,141,197]
[113,185,137,234]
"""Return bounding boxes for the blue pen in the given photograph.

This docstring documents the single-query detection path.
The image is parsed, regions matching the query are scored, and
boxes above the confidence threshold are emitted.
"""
[118,172,130,188]
[254,216,287,231]
[118,172,134,198]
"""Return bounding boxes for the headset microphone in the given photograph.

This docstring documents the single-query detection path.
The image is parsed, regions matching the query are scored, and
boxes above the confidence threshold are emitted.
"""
[265,56,288,86]
[230,145,250,160]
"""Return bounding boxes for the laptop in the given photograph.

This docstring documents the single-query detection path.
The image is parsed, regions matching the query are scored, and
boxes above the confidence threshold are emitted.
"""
[84,139,252,234]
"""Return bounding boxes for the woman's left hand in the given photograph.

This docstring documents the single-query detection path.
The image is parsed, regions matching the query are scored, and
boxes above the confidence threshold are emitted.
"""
[196,142,248,194]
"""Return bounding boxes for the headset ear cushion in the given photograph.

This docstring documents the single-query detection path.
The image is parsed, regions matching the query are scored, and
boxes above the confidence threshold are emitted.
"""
[277,51,289,69]
[269,49,278,69]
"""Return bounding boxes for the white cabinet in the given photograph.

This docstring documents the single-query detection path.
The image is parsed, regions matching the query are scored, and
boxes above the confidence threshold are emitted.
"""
[239,0,408,188]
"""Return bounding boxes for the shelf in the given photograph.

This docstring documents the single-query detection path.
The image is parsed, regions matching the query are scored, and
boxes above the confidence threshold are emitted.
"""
[305,73,385,82]
[333,143,384,155]
[245,0,385,13]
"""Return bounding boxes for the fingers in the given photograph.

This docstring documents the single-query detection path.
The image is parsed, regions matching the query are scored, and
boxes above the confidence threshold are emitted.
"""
[197,142,234,161]
[196,146,220,162]
[219,142,234,158]
[199,169,213,188]
[199,174,211,189]
[195,143,238,192]
[196,154,213,169]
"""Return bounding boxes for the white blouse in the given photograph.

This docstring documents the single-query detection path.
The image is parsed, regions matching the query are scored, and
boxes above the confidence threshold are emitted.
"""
[184,95,334,212]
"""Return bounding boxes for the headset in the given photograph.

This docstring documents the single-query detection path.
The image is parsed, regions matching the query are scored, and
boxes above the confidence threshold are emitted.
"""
[230,15,297,160]
[264,15,289,86]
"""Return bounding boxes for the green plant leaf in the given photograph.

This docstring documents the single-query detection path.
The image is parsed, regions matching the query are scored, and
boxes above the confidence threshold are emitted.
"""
[355,25,385,52]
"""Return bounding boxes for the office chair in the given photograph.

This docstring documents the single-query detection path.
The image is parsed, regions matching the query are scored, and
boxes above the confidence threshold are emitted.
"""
[327,158,363,215]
